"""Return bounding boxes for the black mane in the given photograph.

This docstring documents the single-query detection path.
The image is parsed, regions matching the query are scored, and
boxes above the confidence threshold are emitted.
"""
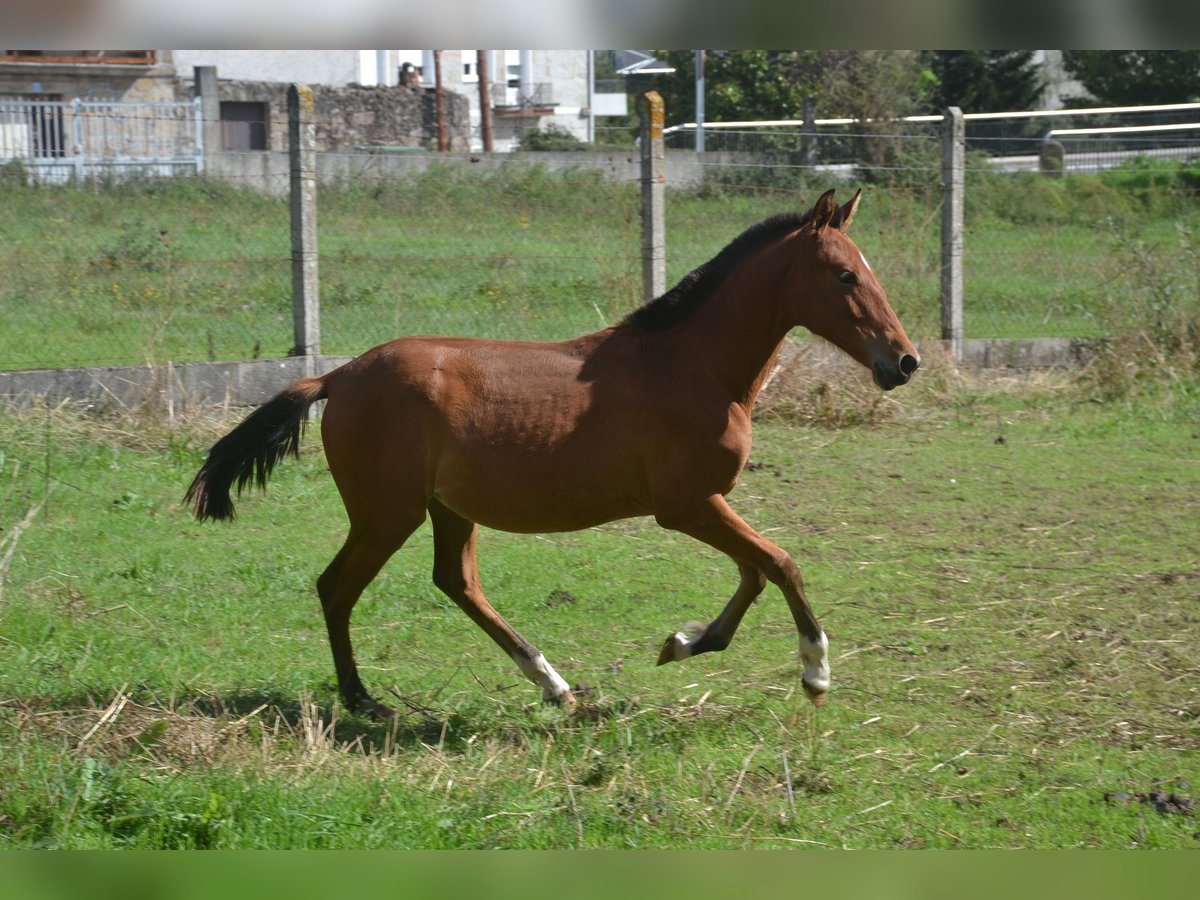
[619,210,813,332]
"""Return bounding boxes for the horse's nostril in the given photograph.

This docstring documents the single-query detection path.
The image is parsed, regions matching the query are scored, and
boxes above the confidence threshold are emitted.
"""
[899,353,920,377]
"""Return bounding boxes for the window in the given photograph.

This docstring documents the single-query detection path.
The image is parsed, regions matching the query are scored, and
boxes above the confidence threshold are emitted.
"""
[220,101,267,151]
[0,94,66,157]
[0,51,155,64]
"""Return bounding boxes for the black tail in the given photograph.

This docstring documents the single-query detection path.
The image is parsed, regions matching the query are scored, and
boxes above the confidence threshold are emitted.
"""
[185,376,327,522]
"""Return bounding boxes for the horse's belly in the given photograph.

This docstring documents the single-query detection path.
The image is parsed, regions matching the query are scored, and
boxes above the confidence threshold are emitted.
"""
[433,450,651,533]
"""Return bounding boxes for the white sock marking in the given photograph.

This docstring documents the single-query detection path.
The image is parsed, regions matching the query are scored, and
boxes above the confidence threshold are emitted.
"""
[667,630,697,661]
[799,631,830,693]
[517,653,572,701]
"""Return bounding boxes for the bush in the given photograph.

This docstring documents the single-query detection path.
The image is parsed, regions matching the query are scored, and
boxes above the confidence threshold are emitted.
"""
[1084,220,1200,399]
[516,124,589,152]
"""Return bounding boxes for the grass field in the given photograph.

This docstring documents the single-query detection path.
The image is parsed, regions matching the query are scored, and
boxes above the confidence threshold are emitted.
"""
[2,365,1197,849]
[2,162,1199,371]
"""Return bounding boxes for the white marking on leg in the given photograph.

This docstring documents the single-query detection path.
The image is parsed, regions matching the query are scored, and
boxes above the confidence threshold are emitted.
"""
[666,630,697,661]
[517,653,572,702]
[799,631,830,694]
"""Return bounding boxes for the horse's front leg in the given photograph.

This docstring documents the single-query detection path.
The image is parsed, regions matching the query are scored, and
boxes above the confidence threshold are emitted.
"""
[654,493,831,706]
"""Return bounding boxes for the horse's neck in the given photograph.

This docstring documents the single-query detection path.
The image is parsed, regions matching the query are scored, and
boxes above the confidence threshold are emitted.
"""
[676,263,794,410]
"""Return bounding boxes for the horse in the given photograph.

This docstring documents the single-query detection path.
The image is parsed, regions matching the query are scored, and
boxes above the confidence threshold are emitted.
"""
[185,189,920,720]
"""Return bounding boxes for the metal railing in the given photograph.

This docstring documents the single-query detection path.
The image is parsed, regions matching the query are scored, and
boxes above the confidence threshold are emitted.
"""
[491,82,555,112]
[0,97,203,183]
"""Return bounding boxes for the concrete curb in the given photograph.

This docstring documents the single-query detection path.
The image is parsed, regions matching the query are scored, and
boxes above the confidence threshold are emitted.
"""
[1,338,1103,412]
[0,356,353,412]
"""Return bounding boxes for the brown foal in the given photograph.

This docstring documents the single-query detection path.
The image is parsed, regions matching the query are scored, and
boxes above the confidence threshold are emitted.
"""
[186,189,920,719]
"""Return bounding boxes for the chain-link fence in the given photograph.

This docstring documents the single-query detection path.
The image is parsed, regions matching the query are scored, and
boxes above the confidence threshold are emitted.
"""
[660,109,1199,342]
[2,101,1198,373]
[0,152,645,370]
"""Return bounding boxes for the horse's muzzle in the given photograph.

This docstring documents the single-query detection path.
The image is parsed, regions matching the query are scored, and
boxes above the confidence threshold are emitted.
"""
[873,353,920,391]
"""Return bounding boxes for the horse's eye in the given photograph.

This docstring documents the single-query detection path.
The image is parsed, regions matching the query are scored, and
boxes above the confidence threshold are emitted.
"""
[838,270,857,286]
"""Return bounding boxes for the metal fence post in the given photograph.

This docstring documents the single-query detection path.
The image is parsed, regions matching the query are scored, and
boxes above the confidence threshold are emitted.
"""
[941,106,965,364]
[288,84,320,374]
[640,90,666,304]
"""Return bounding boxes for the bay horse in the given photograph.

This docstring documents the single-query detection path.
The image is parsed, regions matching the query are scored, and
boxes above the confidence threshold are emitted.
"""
[186,189,919,720]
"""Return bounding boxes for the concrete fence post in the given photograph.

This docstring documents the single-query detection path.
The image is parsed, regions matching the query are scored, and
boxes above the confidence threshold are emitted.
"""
[193,66,221,174]
[640,91,666,304]
[288,84,320,373]
[941,106,965,364]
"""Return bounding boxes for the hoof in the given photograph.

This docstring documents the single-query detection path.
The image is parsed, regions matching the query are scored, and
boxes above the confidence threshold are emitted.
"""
[801,680,826,708]
[657,632,687,666]
[657,622,704,666]
[347,696,397,722]
[547,688,577,711]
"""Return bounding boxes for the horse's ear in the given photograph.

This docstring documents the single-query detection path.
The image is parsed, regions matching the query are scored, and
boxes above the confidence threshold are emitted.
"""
[809,189,838,230]
[831,189,862,231]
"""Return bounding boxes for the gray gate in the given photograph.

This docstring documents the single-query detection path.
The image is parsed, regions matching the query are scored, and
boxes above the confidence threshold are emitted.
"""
[0,97,204,184]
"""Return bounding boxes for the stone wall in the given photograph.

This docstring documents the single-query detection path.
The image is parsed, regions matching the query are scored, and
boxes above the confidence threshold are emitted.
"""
[174,78,471,152]
[0,61,177,103]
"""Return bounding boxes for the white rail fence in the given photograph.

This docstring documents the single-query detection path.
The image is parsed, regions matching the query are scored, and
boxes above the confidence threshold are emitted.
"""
[661,101,1200,174]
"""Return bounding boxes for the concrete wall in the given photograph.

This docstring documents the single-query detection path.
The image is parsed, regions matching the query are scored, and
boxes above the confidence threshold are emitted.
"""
[0,340,1103,413]
[205,148,783,195]
[0,357,351,413]
[0,58,176,103]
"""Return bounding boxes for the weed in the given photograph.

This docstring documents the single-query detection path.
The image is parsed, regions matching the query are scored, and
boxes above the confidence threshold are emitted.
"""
[1082,219,1200,400]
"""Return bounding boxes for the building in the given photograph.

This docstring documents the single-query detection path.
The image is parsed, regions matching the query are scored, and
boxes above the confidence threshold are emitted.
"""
[171,50,614,152]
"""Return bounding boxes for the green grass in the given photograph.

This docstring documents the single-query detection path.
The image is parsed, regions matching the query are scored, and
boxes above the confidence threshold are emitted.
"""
[2,371,1198,848]
[2,164,1199,371]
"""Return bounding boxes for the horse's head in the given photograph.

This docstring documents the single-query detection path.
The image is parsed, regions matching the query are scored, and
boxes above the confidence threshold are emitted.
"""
[791,190,920,391]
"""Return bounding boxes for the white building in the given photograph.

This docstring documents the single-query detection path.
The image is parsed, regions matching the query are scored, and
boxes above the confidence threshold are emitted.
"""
[171,49,618,152]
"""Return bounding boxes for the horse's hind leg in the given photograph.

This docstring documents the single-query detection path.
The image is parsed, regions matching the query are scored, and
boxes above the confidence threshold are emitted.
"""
[318,516,423,720]
[657,561,766,665]
[428,499,576,709]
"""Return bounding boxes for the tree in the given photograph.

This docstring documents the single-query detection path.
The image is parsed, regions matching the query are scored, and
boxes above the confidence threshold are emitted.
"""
[635,51,932,177]
[924,51,1044,113]
[644,51,809,124]
[1061,51,1200,105]
[643,50,930,125]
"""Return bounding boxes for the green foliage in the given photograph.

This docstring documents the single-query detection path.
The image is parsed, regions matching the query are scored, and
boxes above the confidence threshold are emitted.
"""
[1097,154,1200,193]
[516,124,589,152]
[647,51,809,123]
[1061,51,1200,105]
[0,159,28,185]
[923,51,1044,113]
[647,50,931,126]
[1085,220,1200,399]
[967,158,1200,228]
